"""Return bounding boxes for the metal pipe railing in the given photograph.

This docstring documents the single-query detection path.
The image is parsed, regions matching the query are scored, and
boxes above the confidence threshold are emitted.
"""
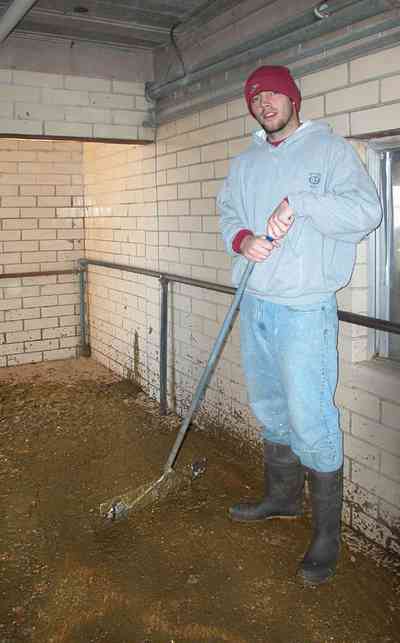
[0,269,78,280]
[78,257,400,415]
[78,267,91,357]
[0,266,84,355]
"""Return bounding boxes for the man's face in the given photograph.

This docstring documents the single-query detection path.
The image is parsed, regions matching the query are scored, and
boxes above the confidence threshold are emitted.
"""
[250,90,299,141]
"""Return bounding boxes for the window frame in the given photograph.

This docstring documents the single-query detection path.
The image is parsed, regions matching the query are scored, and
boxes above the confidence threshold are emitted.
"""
[367,140,400,361]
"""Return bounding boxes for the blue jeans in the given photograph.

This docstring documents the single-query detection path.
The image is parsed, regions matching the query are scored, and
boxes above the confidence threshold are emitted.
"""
[240,294,343,472]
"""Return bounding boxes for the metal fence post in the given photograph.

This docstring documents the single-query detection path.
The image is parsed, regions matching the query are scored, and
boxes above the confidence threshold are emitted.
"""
[159,276,169,416]
[78,260,91,357]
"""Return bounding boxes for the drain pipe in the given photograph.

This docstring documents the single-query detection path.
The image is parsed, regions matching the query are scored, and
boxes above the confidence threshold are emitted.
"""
[0,0,38,43]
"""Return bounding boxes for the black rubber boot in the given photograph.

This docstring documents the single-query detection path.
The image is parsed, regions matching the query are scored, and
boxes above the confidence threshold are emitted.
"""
[298,466,343,585]
[229,440,305,522]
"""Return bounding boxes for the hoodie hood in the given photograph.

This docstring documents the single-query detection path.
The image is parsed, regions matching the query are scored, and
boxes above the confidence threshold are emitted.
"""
[251,120,329,147]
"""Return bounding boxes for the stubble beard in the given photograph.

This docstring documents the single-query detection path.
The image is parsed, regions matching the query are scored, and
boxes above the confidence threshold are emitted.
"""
[263,117,289,134]
[256,101,295,138]
[260,110,292,135]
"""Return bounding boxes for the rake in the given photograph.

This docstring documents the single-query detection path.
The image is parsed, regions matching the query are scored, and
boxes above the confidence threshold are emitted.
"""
[99,258,256,521]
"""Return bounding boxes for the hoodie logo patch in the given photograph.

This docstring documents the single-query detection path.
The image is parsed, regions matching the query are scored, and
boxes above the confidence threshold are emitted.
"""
[309,173,321,186]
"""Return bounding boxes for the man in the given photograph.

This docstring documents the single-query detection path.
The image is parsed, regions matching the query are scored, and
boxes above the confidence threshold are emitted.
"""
[217,65,381,585]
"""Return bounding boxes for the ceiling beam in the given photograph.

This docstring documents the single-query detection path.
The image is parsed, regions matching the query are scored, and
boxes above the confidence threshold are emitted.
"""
[102,0,200,14]
[16,21,168,49]
[175,0,247,33]
[21,0,186,29]
[0,0,37,43]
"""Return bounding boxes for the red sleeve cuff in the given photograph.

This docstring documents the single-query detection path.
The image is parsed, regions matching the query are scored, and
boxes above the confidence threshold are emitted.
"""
[232,229,252,254]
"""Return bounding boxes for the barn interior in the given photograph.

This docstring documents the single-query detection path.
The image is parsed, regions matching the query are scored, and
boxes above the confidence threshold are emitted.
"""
[0,1,400,641]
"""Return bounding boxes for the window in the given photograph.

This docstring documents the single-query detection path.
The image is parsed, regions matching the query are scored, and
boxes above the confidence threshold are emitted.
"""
[368,142,400,361]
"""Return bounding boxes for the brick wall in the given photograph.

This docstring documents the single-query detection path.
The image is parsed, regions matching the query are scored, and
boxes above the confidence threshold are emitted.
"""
[298,48,400,552]
[83,141,161,390]
[0,138,84,365]
[0,64,154,366]
[0,69,154,142]
[83,45,400,553]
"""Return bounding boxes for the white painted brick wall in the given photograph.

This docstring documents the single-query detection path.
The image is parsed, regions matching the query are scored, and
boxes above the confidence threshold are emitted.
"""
[83,141,161,391]
[299,52,400,552]
[0,68,154,142]
[0,139,83,364]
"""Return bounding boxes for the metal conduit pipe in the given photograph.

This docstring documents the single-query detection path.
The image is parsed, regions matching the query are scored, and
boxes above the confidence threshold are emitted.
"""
[0,0,38,43]
[147,0,390,101]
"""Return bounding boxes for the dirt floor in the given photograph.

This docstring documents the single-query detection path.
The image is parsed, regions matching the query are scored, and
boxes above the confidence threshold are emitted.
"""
[0,358,399,643]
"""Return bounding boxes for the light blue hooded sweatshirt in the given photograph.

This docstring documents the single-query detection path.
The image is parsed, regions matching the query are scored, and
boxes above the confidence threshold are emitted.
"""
[218,121,382,305]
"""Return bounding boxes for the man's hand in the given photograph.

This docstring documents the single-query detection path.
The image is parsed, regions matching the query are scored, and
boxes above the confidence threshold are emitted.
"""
[266,198,295,241]
[240,234,274,262]
[239,199,295,262]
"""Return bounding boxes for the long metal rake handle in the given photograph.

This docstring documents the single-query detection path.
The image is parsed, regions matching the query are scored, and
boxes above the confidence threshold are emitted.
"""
[164,259,255,473]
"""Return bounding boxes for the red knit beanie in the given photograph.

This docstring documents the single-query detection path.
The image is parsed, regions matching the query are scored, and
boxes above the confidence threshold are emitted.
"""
[244,65,301,114]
